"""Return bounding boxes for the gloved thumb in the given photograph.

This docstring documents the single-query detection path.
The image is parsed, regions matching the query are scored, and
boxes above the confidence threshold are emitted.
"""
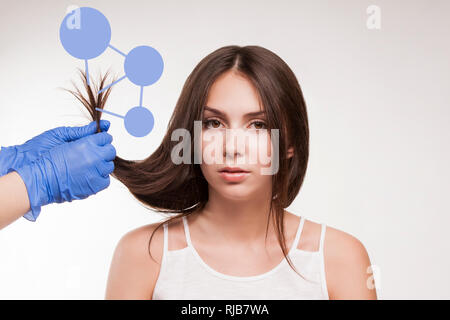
[61,120,110,142]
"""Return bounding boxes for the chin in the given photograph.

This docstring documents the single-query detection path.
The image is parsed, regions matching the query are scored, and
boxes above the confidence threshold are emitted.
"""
[214,183,257,200]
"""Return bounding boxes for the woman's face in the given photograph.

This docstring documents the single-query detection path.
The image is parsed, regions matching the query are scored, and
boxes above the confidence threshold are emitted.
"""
[199,70,289,201]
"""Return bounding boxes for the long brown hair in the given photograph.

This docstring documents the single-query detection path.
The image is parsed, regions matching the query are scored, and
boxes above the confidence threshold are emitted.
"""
[65,45,310,279]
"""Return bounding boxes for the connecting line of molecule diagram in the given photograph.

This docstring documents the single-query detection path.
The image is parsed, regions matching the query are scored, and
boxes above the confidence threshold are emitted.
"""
[59,6,164,137]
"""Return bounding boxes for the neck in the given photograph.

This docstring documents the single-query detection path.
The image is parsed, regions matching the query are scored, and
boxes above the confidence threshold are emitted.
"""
[195,186,281,245]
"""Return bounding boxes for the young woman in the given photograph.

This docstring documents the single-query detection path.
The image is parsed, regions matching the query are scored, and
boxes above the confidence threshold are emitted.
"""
[67,45,377,300]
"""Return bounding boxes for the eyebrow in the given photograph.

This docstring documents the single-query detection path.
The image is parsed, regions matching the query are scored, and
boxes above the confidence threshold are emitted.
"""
[203,106,266,118]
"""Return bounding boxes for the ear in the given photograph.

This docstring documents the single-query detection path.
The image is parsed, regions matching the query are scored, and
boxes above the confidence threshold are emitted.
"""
[287,146,294,159]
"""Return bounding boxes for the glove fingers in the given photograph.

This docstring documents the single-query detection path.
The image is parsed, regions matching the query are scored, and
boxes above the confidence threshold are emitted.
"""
[97,160,115,177]
[63,120,111,142]
[90,132,113,146]
[99,144,116,161]
[97,175,111,191]
[89,174,111,193]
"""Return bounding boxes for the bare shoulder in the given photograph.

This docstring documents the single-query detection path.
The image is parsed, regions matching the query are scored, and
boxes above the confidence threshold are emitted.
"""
[115,222,165,263]
[323,225,378,300]
[105,221,166,300]
[325,225,368,258]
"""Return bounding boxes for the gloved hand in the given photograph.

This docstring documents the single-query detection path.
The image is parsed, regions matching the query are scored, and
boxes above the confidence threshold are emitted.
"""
[0,120,110,177]
[7,130,116,221]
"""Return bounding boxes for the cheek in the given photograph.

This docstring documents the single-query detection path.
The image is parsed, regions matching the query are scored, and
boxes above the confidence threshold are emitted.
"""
[201,130,217,150]
[198,130,223,180]
[200,130,224,163]
[199,162,210,180]
[264,131,272,157]
[252,130,272,165]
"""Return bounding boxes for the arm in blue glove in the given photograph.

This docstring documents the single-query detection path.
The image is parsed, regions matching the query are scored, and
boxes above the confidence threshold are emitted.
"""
[0,121,116,224]
[8,130,116,222]
[0,120,110,176]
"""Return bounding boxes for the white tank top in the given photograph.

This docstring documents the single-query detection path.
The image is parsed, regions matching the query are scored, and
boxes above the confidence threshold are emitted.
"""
[152,215,329,300]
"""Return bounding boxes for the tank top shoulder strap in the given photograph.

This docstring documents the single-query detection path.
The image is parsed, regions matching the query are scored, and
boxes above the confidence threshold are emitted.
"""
[292,216,305,250]
[318,222,329,299]
[319,223,326,252]
[182,215,193,247]
[162,222,168,254]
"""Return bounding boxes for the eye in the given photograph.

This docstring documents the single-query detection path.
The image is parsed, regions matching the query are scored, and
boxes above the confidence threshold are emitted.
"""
[249,121,267,130]
[202,119,223,129]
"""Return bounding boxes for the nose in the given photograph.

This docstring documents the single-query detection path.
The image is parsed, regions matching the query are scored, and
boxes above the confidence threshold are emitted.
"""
[223,128,245,162]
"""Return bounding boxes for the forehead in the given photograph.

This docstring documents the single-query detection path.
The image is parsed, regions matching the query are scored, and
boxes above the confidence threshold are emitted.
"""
[204,71,264,116]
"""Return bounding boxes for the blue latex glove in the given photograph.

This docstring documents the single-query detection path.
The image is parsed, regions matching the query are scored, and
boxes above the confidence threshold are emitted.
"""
[0,120,110,177]
[6,130,116,221]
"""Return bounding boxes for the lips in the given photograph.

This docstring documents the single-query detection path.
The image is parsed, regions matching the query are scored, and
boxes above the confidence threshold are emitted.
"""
[218,167,250,183]
[219,167,250,173]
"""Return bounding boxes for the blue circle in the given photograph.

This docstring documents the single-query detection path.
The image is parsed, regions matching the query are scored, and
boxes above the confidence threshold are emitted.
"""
[59,7,111,60]
[124,45,164,86]
[124,107,154,137]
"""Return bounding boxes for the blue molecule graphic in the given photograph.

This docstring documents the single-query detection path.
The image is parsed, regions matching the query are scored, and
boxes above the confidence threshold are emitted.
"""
[60,7,111,60]
[60,7,164,138]
[124,107,155,137]
[124,46,164,86]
